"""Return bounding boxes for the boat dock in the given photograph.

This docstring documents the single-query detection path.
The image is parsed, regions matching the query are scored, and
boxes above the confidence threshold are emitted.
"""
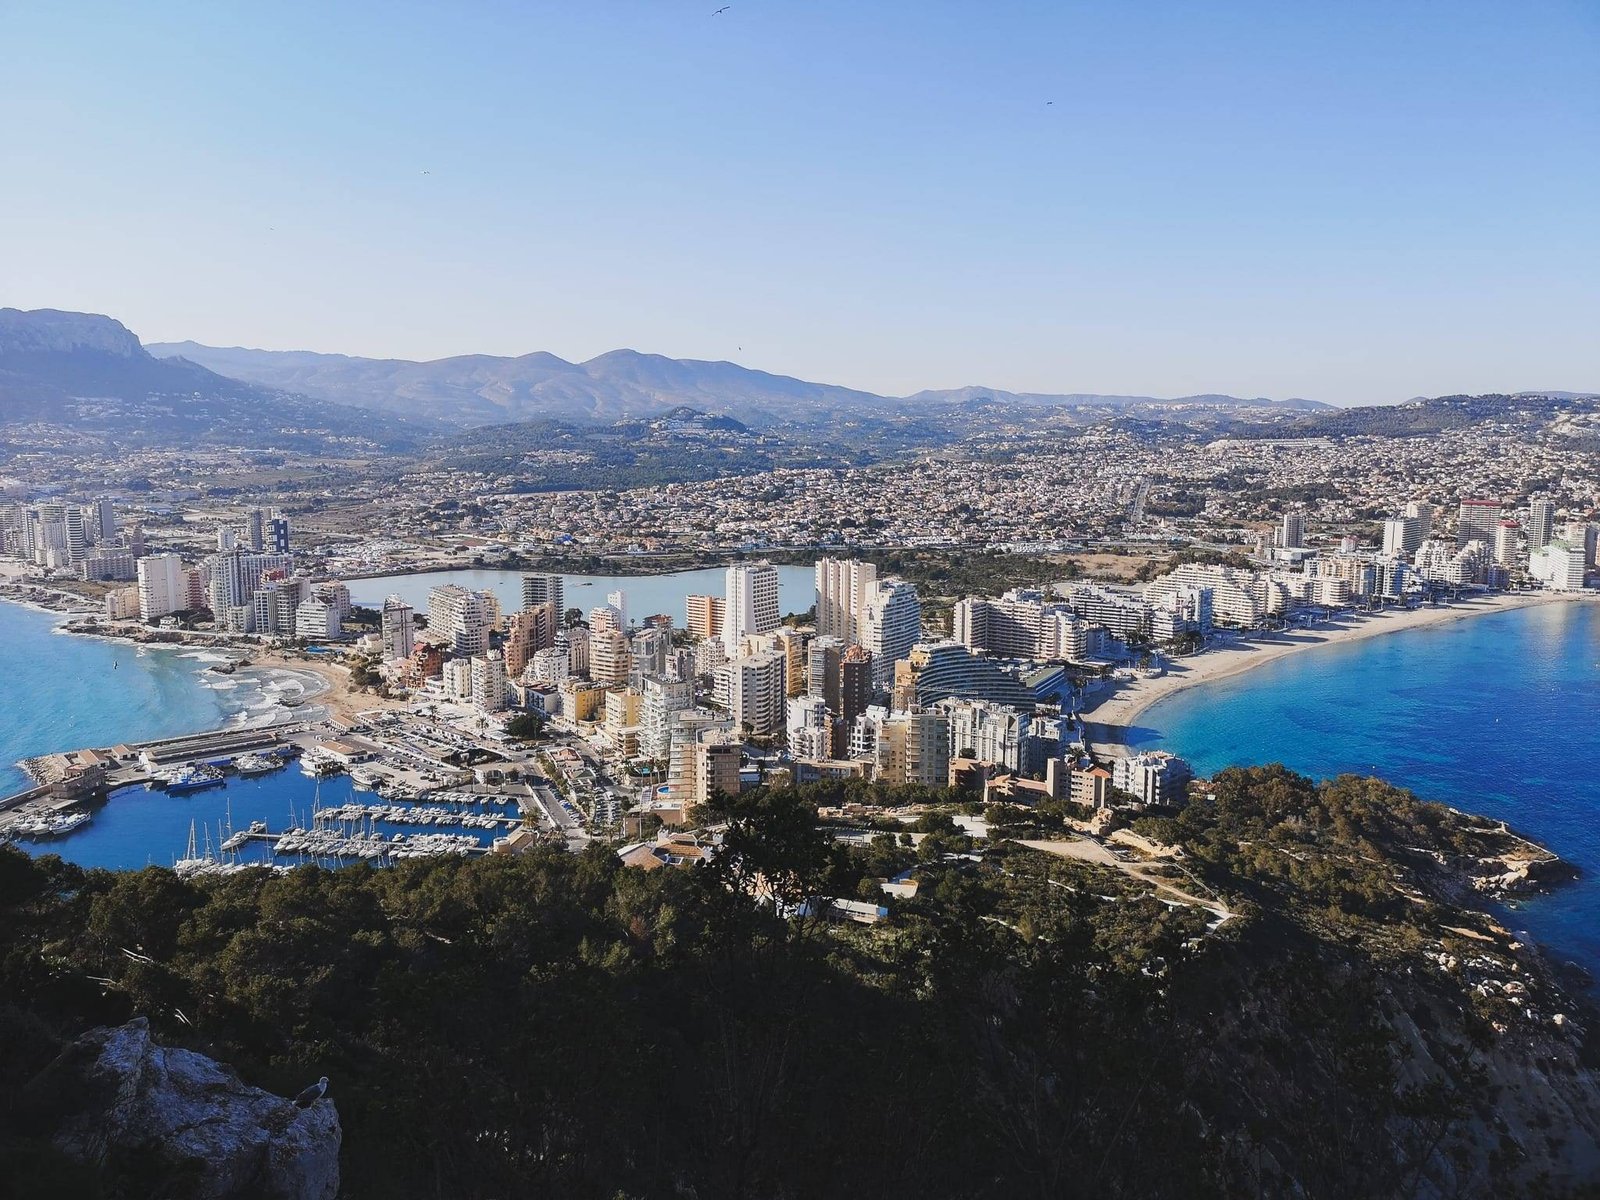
[0,723,321,841]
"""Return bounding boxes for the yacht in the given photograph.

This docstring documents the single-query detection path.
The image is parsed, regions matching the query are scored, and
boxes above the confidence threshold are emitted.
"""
[349,765,386,791]
[235,753,283,776]
[19,811,93,839]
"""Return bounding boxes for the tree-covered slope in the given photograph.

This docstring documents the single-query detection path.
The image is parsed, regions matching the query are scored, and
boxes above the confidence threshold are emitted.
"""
[2,767,1597,1199]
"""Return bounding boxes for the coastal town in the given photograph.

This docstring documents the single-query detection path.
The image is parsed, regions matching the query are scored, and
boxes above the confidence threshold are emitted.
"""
[7,3,1600,1189]
[0,476,1594,885]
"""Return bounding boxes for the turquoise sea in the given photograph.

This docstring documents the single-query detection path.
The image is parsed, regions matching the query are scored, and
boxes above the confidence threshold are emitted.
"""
[0,603,228,795]
[1127,599,1600,975]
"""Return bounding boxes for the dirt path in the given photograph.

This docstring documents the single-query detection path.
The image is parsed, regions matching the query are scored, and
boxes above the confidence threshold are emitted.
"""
[1016,837,1234,922]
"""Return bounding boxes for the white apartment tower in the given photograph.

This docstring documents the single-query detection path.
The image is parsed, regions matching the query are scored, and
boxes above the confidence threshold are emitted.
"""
[721,649,788,737]
[1280,509,1306,550]
[814,557,878,644]
[1382,516,1426,558]
[1528,499,1556,554]
[427,584,494,657]
[861,579,921,689]
[136,554,187,622]
[1456,499,1501,548]
[722,561,780,654]
[522,573,564,615]
[471,652,509,712]
[1494,522,1519,568]
[1529,542,1587,592]
[381,595,415,662]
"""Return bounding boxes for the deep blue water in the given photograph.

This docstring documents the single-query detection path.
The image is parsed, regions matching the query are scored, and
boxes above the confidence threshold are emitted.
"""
[1128,601,1600,973]
[45,772,511,872]
[344,564,815,623]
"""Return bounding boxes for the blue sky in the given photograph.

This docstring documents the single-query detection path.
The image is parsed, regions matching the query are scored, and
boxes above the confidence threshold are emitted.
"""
[1,0,1595,403]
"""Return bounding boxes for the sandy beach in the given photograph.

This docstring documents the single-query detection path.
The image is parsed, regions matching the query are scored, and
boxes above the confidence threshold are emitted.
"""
[239,650,405,727]
[1082,590,1599,757]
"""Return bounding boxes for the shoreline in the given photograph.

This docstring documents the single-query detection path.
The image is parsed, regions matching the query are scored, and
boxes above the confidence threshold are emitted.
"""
[0,594,396,751]
[1082,589,1599,758]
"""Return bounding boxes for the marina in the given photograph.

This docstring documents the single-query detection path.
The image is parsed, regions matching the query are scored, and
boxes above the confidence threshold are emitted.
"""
[0,707,572,871]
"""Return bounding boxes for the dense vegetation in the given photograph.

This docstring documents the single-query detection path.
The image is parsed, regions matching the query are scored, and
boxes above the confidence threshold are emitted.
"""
[2,768,1596,1198]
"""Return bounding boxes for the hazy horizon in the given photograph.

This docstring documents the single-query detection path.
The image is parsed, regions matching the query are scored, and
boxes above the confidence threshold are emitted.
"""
[3,1,1596,405]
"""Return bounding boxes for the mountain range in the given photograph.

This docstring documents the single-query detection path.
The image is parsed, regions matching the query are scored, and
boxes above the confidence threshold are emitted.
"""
[147,339,1335,428]
[6,309,1593,454]
[0,309,428,451]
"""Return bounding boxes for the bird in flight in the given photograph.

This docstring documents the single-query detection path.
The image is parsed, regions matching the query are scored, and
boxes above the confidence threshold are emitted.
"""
[713,5,730,13]
[421,170,431,175]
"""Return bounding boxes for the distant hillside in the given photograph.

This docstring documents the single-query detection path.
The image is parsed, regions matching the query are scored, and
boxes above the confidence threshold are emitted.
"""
[0,309,426,452]
[149,342,888,428]
[150,340,1334,428]
[902,385,1332,413]
[1226,392,1600,440]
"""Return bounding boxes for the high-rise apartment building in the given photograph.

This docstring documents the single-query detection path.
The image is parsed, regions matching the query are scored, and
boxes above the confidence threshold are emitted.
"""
[91,499,117,543]
[267,514,290,554]
[427,585,494,657]
[1280,509,1306,549]
[561,626,591,677]
[1494,521,1519,568]
[807,635,844,713]
[590,628,632,688]
[787,694,833,761]
[1565,522,1598,569]
[628,626,672,685]
[1529,542,1587,592]
[381,595,415,662]
[861,579,920,689]
[1456,499,1501,548]
[955,589,1102,660]
[522,573,564,616]
[207,548,294,617]
[719,648,787,737]
[470,651,509,712]
[1382,516,1426,558]
[294,597,340,640]
[589,604,622,635]
[684,594,726,642]
[640,674,693,760]
[772,626,810,697]
[136,554,187,622]
[936,698,1035,774]
[666,713,742,807]
[504,604,557,677]
[814,557,878,643]
[873,708,951,787]
[247,507,265,552]
[896,641,1035,709]
[722,561,780,653]
[1528,499,1556,554]
[838,645,874,755]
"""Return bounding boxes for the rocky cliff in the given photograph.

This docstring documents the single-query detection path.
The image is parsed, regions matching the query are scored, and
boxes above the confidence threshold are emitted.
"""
[22,1018,339,1200]
[0,308,145,357]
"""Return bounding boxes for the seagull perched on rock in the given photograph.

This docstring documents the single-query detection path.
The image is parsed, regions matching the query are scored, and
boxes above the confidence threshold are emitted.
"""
[293,1076,329,1108]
